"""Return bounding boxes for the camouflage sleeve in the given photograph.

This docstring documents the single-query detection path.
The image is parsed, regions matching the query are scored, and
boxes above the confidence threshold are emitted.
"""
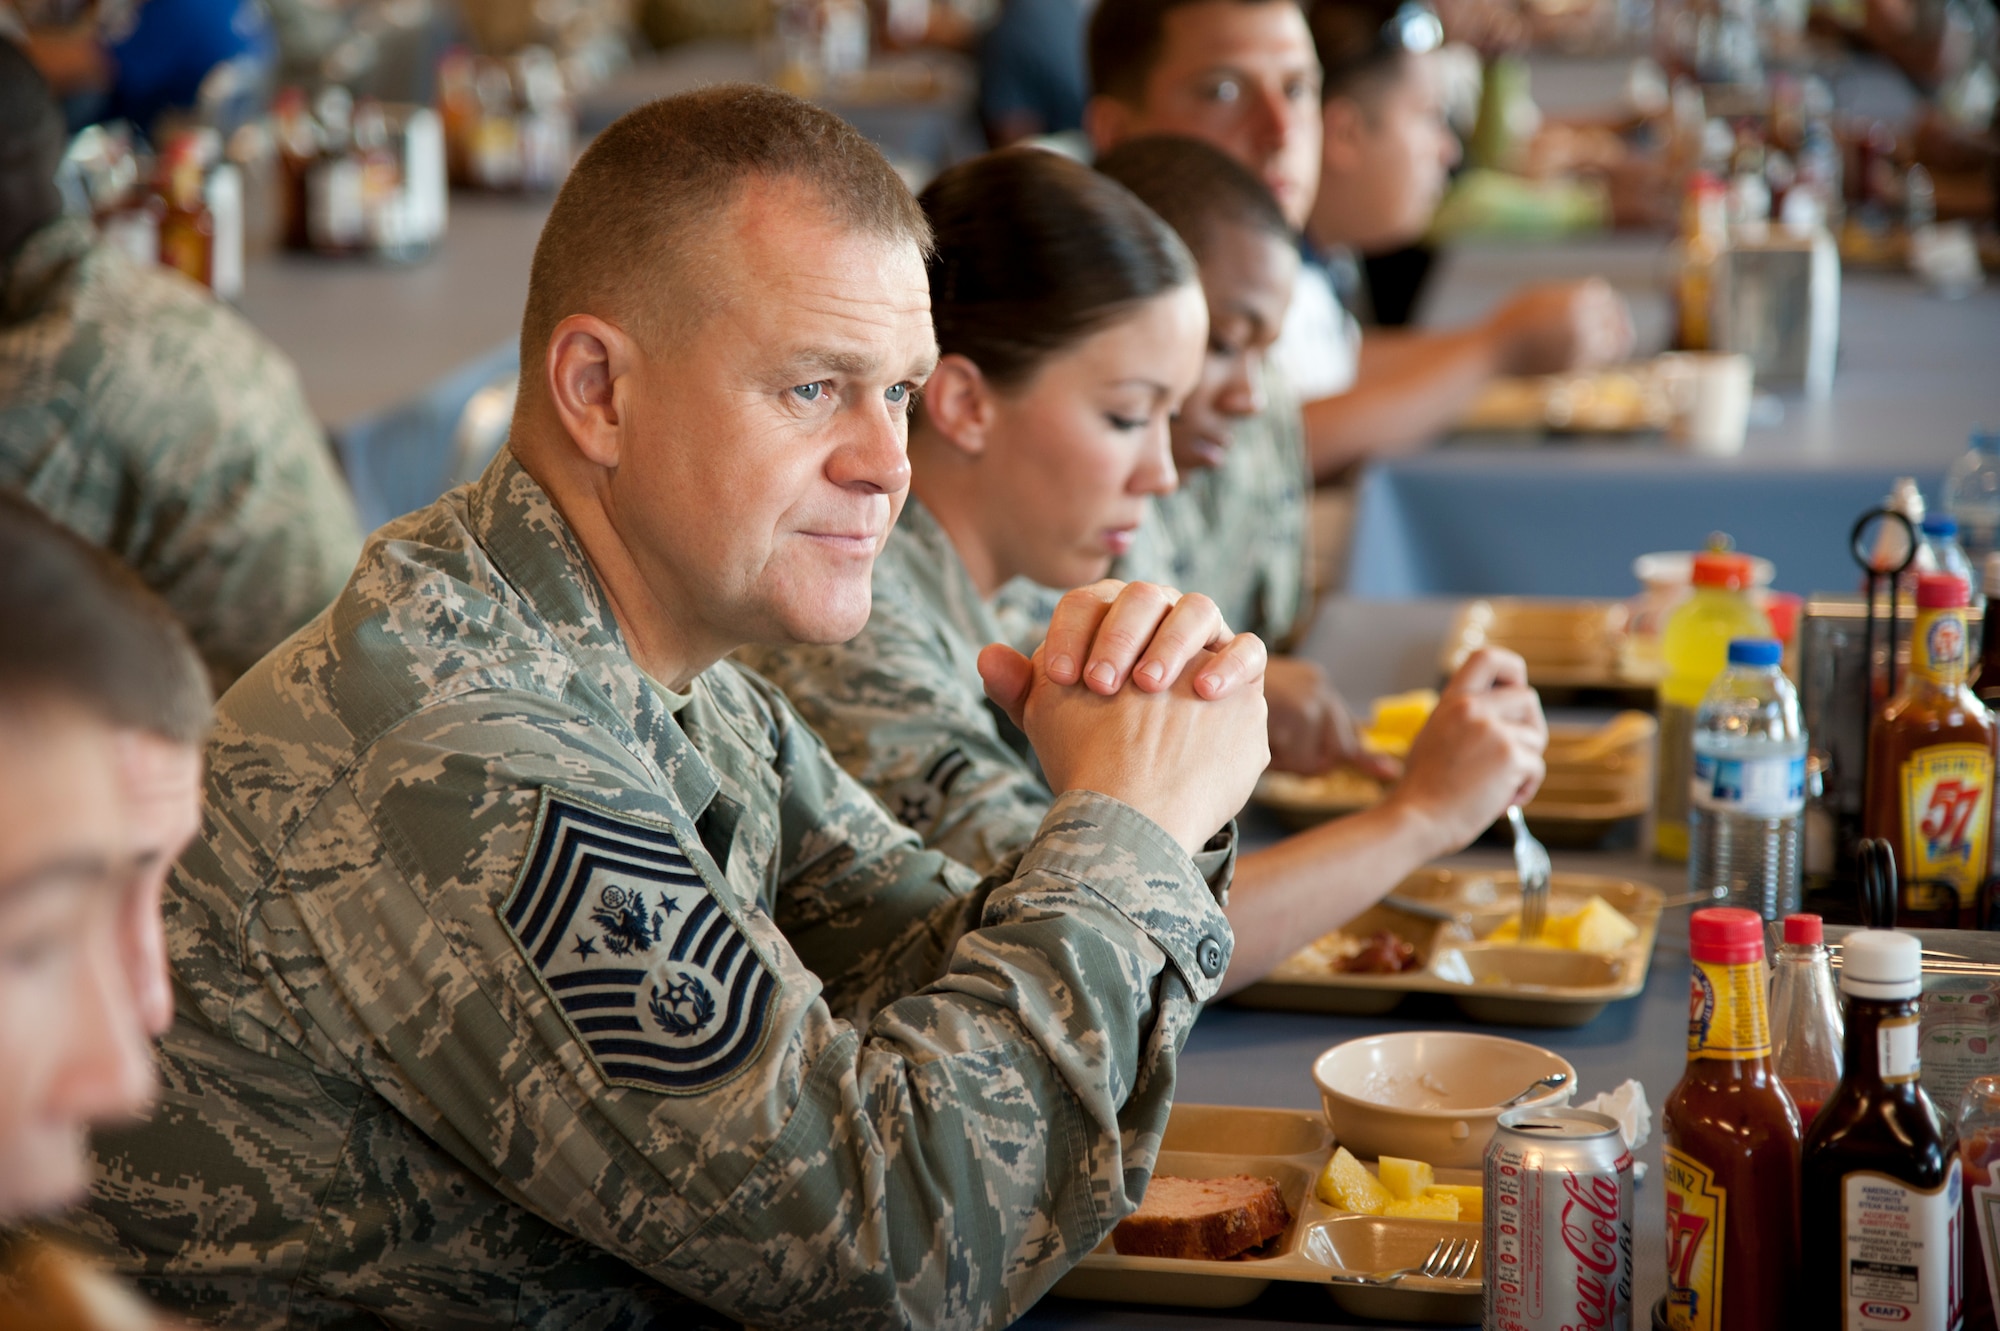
[742,603,1053,882]
[89,270,363,683]
[247,691,1235,1330]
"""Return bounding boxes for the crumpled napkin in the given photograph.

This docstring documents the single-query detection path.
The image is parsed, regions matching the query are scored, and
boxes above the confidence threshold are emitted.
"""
[1575,1078,1651,1183]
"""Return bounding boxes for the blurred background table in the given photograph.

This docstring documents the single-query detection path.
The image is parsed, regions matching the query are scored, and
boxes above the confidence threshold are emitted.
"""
[1347,236,2000,601]
[1018,597,1684,1330]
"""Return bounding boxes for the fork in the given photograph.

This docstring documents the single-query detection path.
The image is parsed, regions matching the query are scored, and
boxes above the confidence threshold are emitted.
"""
[1327,1237,1480,1287]
[1508,805,1552,943]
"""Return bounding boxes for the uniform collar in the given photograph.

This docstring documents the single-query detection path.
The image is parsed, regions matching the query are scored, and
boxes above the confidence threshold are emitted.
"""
[466,450,721,820]
[886,495,1009,652]
[2,215,91,325]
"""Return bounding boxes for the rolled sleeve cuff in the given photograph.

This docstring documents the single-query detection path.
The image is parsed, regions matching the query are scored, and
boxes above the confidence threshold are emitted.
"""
[1013,790,1235,1003]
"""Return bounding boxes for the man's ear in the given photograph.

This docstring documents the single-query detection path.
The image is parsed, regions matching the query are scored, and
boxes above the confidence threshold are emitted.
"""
[544,314,634,470]
[1084,94,1138,154]
[921,354,998,458]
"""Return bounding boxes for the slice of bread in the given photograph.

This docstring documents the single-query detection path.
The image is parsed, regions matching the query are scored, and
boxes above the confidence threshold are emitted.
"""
[1111,1174,1292,1261]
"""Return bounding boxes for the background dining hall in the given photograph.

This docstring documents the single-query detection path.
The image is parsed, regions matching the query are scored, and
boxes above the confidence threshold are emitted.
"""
[1,0,1999,1328]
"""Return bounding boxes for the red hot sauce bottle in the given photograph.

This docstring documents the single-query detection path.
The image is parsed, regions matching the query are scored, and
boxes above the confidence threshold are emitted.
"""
[1662,907,1803,1330]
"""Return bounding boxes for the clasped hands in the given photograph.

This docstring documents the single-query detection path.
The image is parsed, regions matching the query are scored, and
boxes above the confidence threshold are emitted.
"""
[979,580,1269,857]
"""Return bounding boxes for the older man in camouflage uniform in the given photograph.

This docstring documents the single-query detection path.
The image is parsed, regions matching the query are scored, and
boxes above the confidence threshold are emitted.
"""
[62,86,1274,1330]
[0,42,361,687]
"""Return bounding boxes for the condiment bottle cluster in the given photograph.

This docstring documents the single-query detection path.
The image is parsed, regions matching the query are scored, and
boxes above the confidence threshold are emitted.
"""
[1663,906,1995,1330]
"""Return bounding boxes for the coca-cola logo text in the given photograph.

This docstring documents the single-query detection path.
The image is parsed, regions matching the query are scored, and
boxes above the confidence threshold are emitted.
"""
[1558,1170,1622,1330]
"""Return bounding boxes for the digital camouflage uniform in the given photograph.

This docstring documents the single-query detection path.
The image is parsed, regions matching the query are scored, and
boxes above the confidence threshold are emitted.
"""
[992,364,1311,653]
[743,498,1054,879]
[61,452,1236,1331]
[0,216,362,686]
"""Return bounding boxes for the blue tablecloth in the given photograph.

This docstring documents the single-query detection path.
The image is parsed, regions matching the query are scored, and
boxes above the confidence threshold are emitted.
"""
[1346,450,1941,599]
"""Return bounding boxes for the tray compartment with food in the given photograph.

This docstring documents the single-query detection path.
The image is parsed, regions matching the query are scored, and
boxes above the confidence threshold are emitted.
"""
[1455,360,1675,436]
[1255,709,1656,847]
[1051,1101,1493,1322]
[1232,868,1663,1027]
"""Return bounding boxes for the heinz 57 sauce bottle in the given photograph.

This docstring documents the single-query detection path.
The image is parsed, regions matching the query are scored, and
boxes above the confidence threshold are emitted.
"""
[1867,572,1998,928]
[1804,929,1963,1330]
[1663,907,1803,1330]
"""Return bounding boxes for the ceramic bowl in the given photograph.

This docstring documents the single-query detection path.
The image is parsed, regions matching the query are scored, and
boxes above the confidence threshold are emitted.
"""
[1310,1031,1576,1168]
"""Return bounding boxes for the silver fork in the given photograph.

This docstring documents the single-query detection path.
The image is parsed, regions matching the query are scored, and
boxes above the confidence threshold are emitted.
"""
[1328,1237,1480,1287]
[1508,805,1553,943]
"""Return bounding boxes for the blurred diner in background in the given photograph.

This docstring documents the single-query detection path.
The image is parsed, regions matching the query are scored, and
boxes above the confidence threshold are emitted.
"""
[1,0,1999,1326]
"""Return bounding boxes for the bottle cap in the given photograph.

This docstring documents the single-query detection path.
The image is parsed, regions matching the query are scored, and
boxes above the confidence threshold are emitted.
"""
[1916,572,1969,609]
[1922,514,1959,538]
[1691,552,1753,590]
[1973,427,1998,455]
[1726,638,1782,667]
[1690,907,1766,964]
[1782,913,1823,945]
[1838,928,1922,999]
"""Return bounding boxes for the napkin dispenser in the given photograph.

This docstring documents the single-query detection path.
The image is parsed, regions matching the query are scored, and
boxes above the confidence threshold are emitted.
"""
[1713,225,1840,399]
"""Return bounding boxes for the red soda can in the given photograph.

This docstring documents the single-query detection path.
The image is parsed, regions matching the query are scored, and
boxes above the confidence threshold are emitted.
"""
[1484,1106,1635,1331]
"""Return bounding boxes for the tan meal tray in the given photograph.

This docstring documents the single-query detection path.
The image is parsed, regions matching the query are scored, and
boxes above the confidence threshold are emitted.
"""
[1050,1102,1482,1324]
[1442,597,1643,691]
[1230,867,1663,1028]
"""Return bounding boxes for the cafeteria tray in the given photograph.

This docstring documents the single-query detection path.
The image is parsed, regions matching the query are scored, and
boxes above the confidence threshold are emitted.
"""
[1442,598,1640,691]
[1050,1102,1482,1324]
[1230,867,1663,1028]
[1255,713,1656,847]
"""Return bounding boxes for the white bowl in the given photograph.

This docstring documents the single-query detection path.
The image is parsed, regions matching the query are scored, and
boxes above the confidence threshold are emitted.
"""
[1311,1032,1577,1169]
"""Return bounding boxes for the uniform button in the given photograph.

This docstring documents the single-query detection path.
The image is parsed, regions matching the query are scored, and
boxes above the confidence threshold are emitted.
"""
[1196,936,1224,978]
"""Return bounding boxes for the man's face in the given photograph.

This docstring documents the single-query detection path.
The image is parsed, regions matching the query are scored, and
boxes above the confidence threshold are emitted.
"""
[1315,50,1459,251]
[608,177,937,653]
[1098,1,1323,229]
[0,708,196,1222]
[1171,223,1299,474]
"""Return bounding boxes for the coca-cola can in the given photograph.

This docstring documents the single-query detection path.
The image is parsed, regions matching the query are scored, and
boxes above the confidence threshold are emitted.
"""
[1483,1106,1634,1331]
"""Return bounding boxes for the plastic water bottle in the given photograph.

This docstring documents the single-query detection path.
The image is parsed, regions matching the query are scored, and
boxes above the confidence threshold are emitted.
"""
[1920,513,1976,590]
[1945,428,2000,569]
[1688,638,1806,918]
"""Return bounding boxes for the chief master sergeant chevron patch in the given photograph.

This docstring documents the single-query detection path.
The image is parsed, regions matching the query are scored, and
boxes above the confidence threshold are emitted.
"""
[502,791,780,1095]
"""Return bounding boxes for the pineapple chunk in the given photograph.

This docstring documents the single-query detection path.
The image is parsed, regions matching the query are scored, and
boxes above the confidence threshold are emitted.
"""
[1361,689,1439,756]
[1488,894,1637,953]
[1571,895,1639,953]
[1377,1155,1435,1202]
[1423,1183,1485,1222]
[1317,1146,1393,1214]
[1384,1193,1461,1221]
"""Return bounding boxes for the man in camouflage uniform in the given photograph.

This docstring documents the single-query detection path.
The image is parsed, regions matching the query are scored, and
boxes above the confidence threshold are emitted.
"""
[62,86,1273,1330]
[0,42,361,687]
